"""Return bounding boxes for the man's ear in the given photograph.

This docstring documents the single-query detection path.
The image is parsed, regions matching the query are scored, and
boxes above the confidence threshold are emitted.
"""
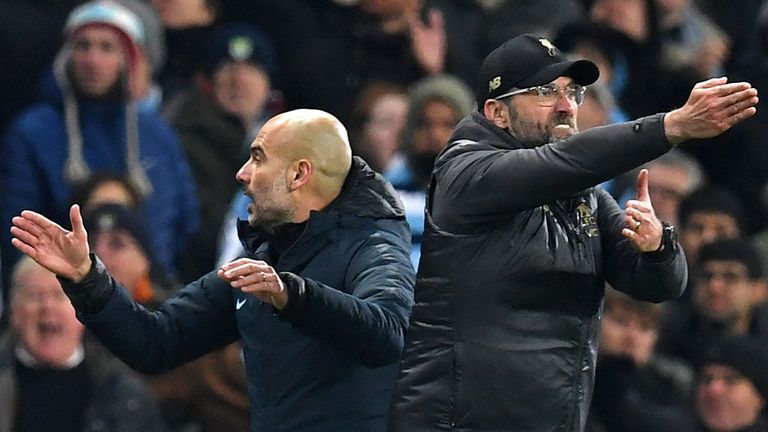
[483,99,509,129]
[288,159,312,191]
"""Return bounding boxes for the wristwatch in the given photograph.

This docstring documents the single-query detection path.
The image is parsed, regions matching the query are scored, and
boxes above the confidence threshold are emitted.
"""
[649,222,677,255]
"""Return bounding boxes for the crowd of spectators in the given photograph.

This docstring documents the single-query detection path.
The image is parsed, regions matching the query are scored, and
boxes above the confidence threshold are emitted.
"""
[3,0,768,431]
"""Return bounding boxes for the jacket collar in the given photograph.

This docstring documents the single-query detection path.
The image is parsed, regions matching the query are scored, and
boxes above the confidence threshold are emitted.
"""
[237,156,405,266]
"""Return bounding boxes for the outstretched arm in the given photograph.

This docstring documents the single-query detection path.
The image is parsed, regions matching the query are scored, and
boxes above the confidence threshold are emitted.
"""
[11,204,92,281]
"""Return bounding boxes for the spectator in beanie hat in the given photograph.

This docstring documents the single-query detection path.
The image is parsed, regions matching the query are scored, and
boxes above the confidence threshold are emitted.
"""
[164,22,282,282]
[83,203,174,309]
[0,0,200,293]
[693,335,768,432]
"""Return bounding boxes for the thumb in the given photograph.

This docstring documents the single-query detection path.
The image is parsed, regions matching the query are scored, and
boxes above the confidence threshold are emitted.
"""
[70,204,88,240]
[636,168,650,202]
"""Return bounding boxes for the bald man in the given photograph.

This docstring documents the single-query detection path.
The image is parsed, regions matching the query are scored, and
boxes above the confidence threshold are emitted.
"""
[10,109,416,432]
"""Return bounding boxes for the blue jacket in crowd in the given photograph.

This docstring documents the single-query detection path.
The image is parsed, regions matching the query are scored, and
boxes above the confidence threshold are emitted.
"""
[0,77,200,284]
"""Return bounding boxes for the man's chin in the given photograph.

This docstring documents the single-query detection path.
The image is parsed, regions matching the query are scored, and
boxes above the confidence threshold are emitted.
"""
[550,125,576,141]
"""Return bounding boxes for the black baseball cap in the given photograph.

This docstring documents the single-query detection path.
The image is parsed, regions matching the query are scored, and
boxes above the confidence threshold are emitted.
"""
[478,34,600,108]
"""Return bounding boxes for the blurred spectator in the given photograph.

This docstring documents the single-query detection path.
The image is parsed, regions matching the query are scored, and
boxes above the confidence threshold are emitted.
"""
[69,172,143,213]
[475,0,584,56]
[678,187,745,266]
[613,149,705,225]
[0,256,167,432]
[0,0,201,298]
[696,0,765,72]
[587,0,693,116]
[117,0,167,112]
[656,0,729,81]
[657,239,768,365]
[588,289,692,432]
[163,22,281,282]
[384,74,474,267]
[554,22,633,122]
[83,204,175,309]
[283,0,478,124]
[150,0,220,101]
[691,335,768,432]
[349,81,409,173]
[642,150,705,225]
[577,81,618,131]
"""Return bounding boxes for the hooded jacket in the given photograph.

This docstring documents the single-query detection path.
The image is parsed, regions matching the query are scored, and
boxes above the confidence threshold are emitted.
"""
[0,69,200,283]
[61,157,415,432]
[389,112,687,432]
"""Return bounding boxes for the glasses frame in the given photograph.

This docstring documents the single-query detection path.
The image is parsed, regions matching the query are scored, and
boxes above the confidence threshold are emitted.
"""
[495,83,587,106]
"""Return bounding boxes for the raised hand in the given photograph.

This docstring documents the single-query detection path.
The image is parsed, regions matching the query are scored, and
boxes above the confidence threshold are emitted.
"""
[10,204,92,281]
[218,258,288,310]
[621,169,663,252]
[408,8,446,75]
[664,77,758,145]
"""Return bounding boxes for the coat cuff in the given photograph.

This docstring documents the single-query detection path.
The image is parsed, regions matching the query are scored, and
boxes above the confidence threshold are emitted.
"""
[277,271,307,322]
[58,254,115,314]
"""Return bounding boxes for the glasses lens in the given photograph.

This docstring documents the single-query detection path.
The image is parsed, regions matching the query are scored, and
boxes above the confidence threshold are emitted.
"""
[534,84,586,106]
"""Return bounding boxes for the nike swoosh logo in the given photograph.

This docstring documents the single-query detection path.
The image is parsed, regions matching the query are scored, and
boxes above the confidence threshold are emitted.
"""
[235,297,247,310]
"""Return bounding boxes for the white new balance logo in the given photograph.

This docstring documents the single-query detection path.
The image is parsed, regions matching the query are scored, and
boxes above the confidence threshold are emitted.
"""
[236,297,247,310]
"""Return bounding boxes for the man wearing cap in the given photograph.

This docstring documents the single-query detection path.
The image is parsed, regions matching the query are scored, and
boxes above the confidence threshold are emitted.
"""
[388,34,758,431]
[0,0,199,299]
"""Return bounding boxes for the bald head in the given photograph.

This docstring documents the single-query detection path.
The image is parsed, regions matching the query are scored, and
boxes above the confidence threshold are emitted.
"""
[236,109,355,229]
[267,109,353,197]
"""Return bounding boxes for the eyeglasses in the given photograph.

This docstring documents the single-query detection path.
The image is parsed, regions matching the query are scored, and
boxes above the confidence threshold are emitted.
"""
[495,83,587,106]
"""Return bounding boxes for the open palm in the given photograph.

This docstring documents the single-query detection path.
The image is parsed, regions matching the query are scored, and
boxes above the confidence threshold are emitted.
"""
[11,204,92,281]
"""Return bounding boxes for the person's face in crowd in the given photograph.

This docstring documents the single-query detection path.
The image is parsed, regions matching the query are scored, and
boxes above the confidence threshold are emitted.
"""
[599,301,658,366]
[212,61,271,127]
[647,164,693,225]
[10,265,85,367]
[576,90,609,132]
[236,122,295,232]
[92,229,150,295]
[503,76,580,146]
[412,99,459,157]
[70,27,126,98]
[83,180,138,212]
[694,260,761,328]
[680,212,741,264]
[363,92,408,170]
[151,0,215,29]
[572,43,614,88]
[696,364,765,432]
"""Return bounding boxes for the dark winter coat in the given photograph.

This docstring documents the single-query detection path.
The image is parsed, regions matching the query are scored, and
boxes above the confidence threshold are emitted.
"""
[62,157,415,432]
[389,112,688,432]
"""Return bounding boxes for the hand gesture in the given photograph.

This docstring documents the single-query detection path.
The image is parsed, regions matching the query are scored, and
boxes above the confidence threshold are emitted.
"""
[621,169,663,252]
[664,77,758,145]
[408,8,446,75]
[218,258,288,310]
[11,204,92,281]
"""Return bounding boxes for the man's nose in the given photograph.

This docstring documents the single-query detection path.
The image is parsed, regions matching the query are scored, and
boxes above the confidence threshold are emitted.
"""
[554,91,576,112]
[235,162,249,184]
